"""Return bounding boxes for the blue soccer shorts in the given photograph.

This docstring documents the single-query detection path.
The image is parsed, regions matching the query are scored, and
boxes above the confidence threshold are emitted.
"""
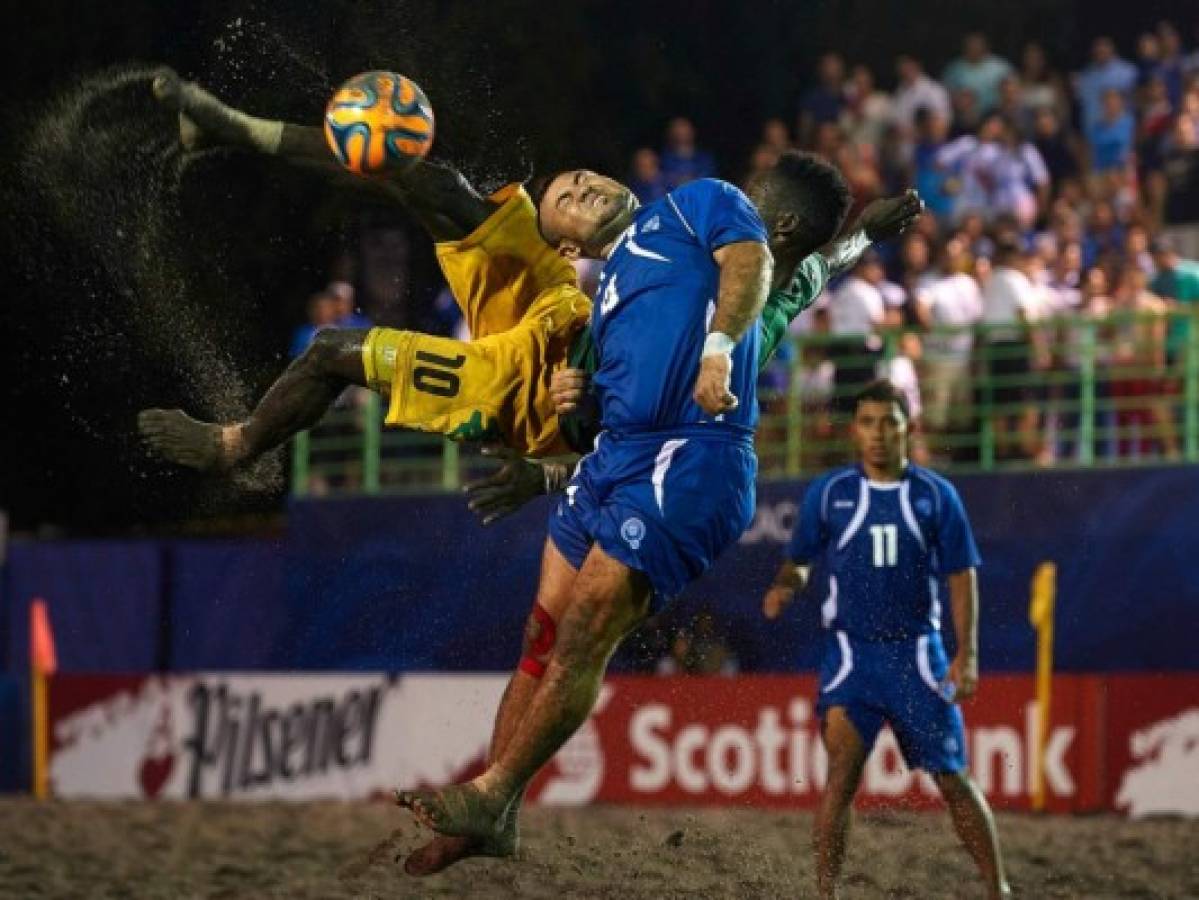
[816,629,967,774]
[548,430,756,610]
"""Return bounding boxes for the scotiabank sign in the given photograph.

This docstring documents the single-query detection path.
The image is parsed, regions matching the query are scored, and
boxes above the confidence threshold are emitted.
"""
[50,673,1198,816]
[527,674,1198,816]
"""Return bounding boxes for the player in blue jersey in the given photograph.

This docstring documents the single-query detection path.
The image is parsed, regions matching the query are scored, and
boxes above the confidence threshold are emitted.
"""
[398,159,853,859]
[762,379,1009,900]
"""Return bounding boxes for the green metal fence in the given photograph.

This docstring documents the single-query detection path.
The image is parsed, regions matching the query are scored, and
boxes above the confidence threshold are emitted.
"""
[291,310,1199,497]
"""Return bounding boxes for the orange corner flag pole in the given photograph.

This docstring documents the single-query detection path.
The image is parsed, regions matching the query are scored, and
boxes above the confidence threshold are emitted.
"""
[30,598,58,800]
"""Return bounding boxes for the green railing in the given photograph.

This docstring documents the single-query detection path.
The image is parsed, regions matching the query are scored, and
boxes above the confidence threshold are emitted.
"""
[291,310,1199,496]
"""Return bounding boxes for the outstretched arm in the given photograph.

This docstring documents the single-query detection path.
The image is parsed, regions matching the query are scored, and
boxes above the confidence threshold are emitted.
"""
[757,189,925,366]
[152,69,493,241]
[824,188,924,276]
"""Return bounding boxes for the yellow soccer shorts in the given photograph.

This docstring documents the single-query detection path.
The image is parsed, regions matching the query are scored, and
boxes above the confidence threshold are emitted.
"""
[362,284,590,457]
[360,182,591,456]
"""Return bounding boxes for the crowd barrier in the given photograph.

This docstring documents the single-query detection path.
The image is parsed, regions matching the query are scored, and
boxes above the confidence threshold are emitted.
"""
[293,311,1199,495]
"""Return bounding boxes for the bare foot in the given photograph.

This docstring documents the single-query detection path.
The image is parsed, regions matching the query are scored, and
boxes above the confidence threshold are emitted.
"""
[150,69,207,151]
[403,823,518,877]
[150,68,272,152]
[395,784,510,841]
[138,408,231,471]
[150,68,184,107]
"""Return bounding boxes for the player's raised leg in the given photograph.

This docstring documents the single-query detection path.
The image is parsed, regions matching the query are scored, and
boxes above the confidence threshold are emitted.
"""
[814,707,869,900]
[398,546,650,840]
[151,68,293,156]
[150,68,491,242]
[935,771,1011,899]
[402,539,577,876]
[139,327,370,470]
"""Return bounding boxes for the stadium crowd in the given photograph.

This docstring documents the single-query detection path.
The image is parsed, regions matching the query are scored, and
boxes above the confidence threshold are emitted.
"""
[629,26,1199,467]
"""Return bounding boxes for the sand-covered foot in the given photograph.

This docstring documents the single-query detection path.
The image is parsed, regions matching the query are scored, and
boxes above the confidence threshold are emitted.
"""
[150,69,207,151]
[402,822,518,877]
[138,408,231,471]
[150,68,186,108]
[150,68,279,153]
[395,785,510,842]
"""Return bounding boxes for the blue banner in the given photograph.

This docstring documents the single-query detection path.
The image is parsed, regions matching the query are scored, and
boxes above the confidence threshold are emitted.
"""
[169,539,287,669]
[2,541,164,674]
[281,465,1199,674]
[2,467,1196,680]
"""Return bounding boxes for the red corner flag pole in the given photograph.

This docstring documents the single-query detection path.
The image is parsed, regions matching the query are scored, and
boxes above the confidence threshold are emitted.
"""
[30,599,58,800]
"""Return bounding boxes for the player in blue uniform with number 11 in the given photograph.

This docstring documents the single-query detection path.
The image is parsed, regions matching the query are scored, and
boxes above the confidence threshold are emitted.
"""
[763,380,1010,900]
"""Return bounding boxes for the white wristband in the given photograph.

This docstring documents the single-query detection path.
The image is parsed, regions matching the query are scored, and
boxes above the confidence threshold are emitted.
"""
[702,331,736,358]
[825,228,871,274]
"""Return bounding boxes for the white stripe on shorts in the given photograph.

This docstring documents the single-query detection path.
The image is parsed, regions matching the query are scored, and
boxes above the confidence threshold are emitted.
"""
[822,631,854,693]
[916,634,940,694]
[652,439,688,513]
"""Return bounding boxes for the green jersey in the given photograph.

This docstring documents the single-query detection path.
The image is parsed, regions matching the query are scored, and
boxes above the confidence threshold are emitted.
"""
[559,251,830,451]
[756,252,830,364]
[1152,260,1199,357]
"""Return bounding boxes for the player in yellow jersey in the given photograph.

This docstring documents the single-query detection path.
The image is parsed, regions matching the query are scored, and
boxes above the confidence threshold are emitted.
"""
[138,69,592,467]
[359,182,589,457]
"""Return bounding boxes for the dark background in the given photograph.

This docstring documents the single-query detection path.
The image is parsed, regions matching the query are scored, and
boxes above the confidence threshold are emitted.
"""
[0,0,1193,534]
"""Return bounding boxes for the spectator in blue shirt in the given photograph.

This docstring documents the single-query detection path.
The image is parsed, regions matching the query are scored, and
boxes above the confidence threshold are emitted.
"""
[799,52,847,145]
[328,280,372,329]
[628,147,669,203]
[1075,37,1138,131]
[289,290,339,358]
[1082,199,1126,269]
[1155,21,1186,108]
[1135,31,1163,86]
[912,107,955,220]
[658,116,717,189]
[941,33,1014,115]
[1086,88,1136,172]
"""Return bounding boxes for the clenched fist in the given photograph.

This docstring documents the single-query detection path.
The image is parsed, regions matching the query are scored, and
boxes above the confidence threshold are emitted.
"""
[550,367,588,415]
[693,354,738,416]
[762,584,795,620]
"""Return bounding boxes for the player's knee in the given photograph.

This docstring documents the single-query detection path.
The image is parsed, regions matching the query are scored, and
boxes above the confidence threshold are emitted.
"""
[518,603,557,679]
[562,591,631,658]
[299,329,345,372]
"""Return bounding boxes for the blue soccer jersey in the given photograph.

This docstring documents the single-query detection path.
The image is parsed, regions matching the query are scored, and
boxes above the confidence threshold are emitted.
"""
[548,179,767,606]
[788,464,982,642]
[591,178,769,436]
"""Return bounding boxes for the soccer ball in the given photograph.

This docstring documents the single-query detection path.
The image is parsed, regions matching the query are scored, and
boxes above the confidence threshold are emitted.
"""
[323,71,435,175]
